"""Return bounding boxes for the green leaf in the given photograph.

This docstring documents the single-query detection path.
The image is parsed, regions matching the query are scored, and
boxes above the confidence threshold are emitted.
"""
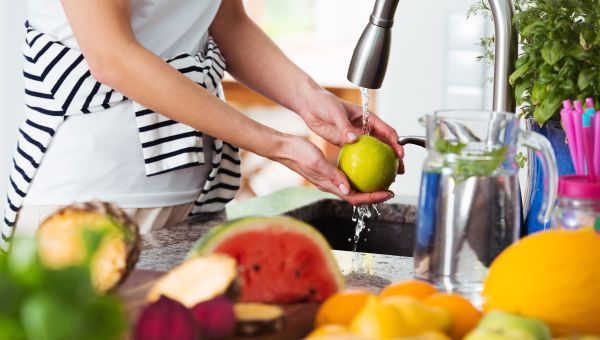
[538,64,556,84]
[521,21,545,36]
[531,82,548,105]
[0,317,25,340]
[577,68,596,90]
[435,139,466,155]
[515,152,528,169]
[509,60,533,85]
[534,91,563,125]
[21,293,86,340]
[541,41,564,65]
[515,81,529,106]
[579,32,589,49]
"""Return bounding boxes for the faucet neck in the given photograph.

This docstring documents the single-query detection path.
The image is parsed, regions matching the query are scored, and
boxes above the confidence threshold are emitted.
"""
[370,0,400,28]
[489,0,517,113]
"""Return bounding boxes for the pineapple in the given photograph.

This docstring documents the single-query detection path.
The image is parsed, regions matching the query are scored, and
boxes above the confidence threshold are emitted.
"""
[36,201,140,292]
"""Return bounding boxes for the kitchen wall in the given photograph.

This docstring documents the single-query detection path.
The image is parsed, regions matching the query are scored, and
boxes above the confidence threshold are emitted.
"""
[0,1,28,219]
[377,0,490,197]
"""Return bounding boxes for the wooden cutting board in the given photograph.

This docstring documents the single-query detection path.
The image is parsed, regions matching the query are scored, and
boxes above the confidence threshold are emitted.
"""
[118,270,319,340]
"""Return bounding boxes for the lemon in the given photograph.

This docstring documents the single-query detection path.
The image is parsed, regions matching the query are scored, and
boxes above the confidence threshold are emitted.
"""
[350,296,409,339]
[306,324,355,338]
[382,296,452,335]
[338,135,399,193]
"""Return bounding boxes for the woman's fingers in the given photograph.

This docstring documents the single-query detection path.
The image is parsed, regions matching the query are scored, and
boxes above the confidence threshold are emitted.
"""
[368,115,404,159]
[330,105,361,145]
[343,190,394,206]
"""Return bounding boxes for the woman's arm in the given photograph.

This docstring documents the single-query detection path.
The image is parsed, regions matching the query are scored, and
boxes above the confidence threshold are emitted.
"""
[210,1,404,162]
[60,0,393,204]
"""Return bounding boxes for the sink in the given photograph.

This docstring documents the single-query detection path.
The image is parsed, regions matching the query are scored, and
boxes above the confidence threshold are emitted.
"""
[284,199,416,257]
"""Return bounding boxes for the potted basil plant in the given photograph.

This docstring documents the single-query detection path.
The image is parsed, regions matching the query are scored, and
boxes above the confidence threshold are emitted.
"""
[469,0,599,233]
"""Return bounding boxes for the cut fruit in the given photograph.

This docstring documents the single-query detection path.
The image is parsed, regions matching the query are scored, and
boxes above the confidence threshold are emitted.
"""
[234,303,285,336]
[147,254,239,308]
[191,296,236,339]
[135,295,200,340]
[189,216,344,303]
[36,201,140,292]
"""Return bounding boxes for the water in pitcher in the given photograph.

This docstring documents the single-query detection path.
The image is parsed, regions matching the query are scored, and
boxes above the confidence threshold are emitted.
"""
[414,168,520,305]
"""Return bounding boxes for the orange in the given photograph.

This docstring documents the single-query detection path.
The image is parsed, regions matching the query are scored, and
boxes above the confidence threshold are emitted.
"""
[483,228,600,336]
[423,293,481,339]
[315,290,374,327]
[379,279,438,300]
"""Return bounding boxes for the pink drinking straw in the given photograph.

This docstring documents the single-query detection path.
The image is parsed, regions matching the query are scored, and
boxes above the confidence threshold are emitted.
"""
[582,111,596,181]
[585,97,595,110]
[573,110,586,175]
[561,109,580,174]
[563,100,573,111]
[595,111,600,177]
[575,100,584,113]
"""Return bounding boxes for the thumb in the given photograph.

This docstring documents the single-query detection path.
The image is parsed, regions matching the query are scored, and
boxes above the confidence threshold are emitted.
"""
[326,165,351,196]
[332,108,361,145]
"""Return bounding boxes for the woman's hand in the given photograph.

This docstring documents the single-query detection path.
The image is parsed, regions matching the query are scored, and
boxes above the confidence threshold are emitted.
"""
[270,135,394,205]
[297,87,405,174]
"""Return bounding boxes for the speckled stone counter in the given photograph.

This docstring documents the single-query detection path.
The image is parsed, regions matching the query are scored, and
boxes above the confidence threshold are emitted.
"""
[136,199,416,293]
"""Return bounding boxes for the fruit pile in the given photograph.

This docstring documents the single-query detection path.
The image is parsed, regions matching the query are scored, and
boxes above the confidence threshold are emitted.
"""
[309,227,600,340]
[309,280,481,340]
[135,216,345,339]
[309,279,563,340]
[131,216,600,339]
[136,254,286,339]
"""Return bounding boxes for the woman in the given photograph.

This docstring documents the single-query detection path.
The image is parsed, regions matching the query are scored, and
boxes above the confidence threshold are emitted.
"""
[3,0,404,247]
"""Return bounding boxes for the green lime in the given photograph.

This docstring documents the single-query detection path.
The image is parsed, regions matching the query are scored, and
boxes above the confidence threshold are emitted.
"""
[338,135,399,193]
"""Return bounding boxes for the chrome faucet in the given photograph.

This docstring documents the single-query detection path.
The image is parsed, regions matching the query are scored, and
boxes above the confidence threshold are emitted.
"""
[347,0,517,112]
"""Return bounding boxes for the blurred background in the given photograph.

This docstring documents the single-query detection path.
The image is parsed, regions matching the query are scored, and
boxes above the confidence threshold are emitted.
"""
[0,0,490,209]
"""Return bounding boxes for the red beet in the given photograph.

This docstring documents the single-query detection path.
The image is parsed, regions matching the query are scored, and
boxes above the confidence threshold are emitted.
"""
[135,295,201,340]
[191,296,235,339]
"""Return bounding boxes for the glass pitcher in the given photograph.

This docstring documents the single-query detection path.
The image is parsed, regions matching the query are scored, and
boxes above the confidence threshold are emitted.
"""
[403,110,558,305]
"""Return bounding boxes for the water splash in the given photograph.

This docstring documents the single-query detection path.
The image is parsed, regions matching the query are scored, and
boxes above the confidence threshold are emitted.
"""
[350,204,381,272]
[372,203,381,216]
[351,204,372,252]
[360,87,371,135]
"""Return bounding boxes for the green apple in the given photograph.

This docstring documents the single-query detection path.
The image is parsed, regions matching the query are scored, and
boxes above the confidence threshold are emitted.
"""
[338,135,399,193]
[465,311,551,340]
[465,327,537,340]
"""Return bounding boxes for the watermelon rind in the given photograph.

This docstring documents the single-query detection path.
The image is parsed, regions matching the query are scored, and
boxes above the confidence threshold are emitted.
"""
[187,216,345,290]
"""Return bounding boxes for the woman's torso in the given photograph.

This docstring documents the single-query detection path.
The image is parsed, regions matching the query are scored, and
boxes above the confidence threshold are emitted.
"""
[24,0,222,208]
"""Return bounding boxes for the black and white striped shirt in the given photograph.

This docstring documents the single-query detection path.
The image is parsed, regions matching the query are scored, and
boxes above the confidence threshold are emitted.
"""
[2,22,241,249]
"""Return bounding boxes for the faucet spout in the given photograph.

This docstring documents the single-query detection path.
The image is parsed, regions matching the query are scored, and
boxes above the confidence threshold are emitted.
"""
[347,0,517,112]
[347,0,399,89]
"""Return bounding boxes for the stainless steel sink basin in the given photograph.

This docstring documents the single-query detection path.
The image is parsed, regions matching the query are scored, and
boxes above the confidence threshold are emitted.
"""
[284,199,416,257]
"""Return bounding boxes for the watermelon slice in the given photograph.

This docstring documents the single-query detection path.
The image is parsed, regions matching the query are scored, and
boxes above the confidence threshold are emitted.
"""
[188,216,344,303]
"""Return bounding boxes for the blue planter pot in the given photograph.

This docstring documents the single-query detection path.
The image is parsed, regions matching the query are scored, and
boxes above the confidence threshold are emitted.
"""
[525,119,575,234]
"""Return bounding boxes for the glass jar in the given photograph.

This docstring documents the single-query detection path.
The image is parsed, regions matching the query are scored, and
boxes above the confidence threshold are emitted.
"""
[551,175,600,231]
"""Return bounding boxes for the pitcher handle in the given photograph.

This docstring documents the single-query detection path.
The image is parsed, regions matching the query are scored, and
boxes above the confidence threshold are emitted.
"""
[519,131,558,225]
[397,136,426,148]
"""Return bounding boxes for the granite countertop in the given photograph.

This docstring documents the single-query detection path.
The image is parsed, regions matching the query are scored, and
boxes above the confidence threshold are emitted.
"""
[136,193,416,293]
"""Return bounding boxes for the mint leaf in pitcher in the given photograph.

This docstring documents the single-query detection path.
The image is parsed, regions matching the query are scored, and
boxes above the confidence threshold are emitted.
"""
[435,139,466,155]
[436,139,508,180]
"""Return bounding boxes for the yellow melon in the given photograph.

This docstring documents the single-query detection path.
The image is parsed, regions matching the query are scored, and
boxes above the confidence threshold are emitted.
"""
[483,228,600,336]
